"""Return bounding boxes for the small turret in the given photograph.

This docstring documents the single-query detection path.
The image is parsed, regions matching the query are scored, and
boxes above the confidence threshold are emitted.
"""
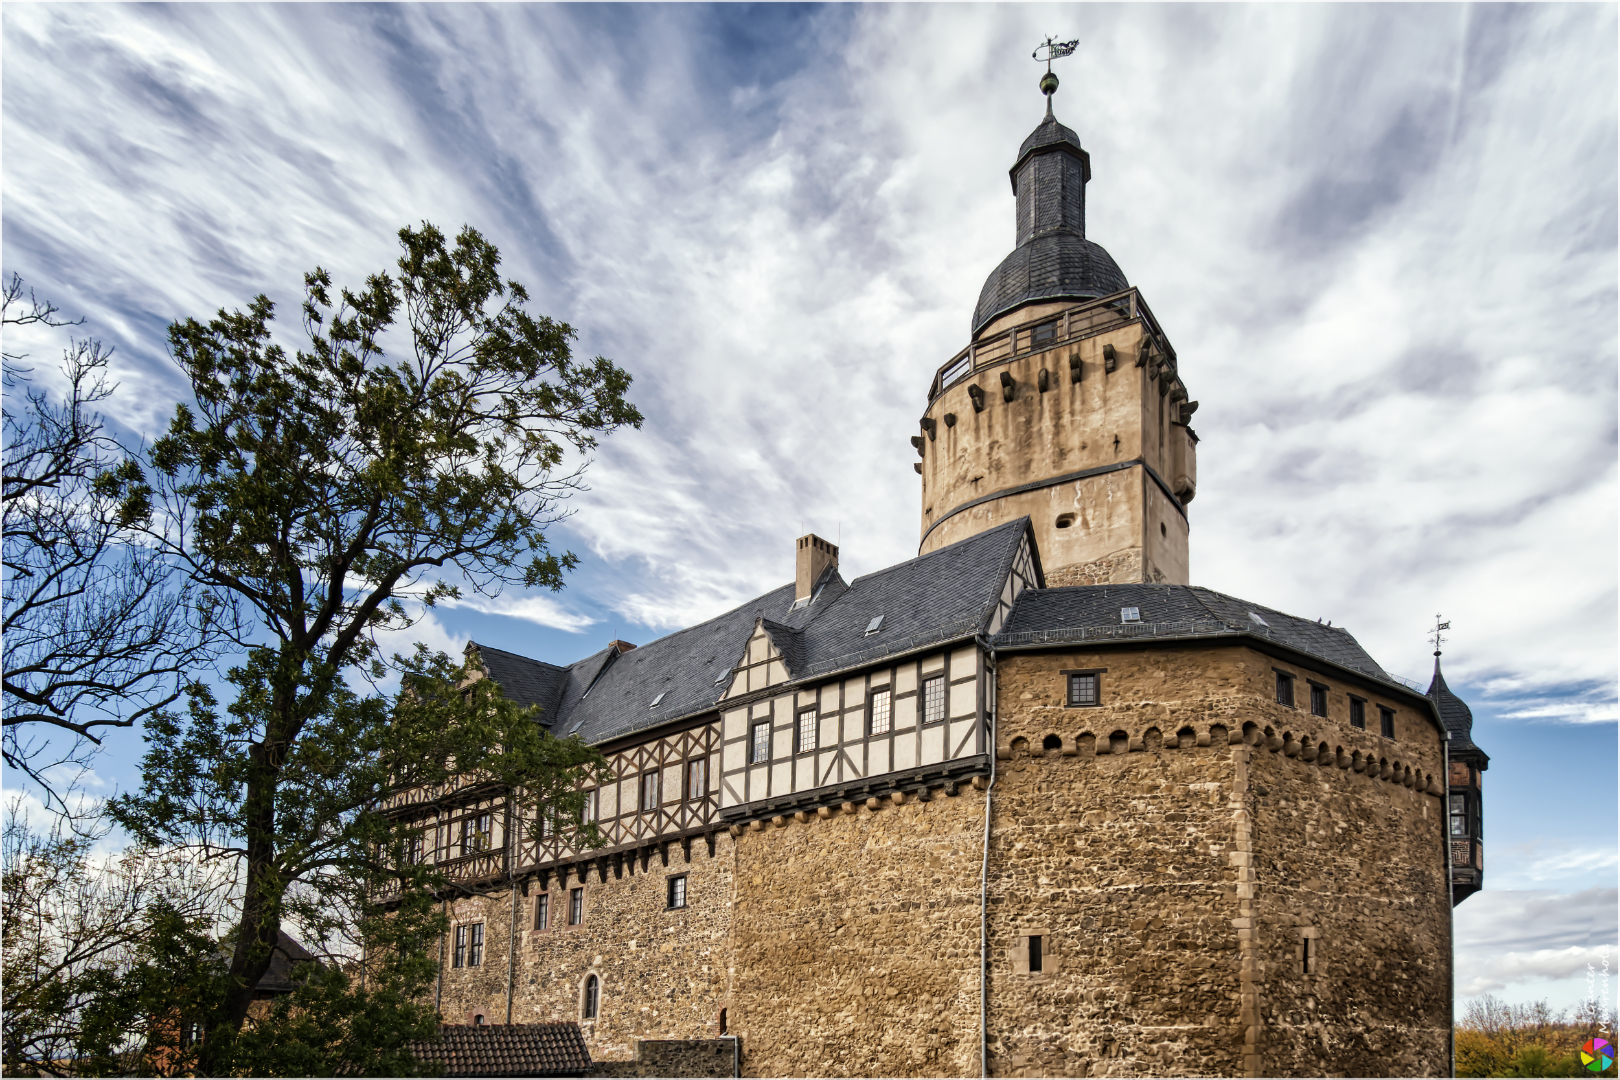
[1429,649,1488,905]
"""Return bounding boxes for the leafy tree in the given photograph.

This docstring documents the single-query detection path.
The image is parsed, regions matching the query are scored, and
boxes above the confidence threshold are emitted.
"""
[108,222,637,1069]
[2,275,224,812]
[1456,993,1618,1078]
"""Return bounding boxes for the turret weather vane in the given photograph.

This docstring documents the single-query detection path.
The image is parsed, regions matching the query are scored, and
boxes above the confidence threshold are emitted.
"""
[1033,35,1079,110]
[1429,614,1450,656]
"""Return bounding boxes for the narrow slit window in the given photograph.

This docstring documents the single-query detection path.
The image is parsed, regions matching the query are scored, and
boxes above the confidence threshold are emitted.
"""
[580,789,598,825]
[467,922,484,966]
[453,924,467,968]
[1379,707,1396,740]
[869,689,892,736]
[1449,794,1468,837]
[534,894,549,931]
[1302,936,1312,975]
[686,758,707,802]
[582,974,599,1020]
[1309,684,1327,717]
[750,721,771,764]
[1349,698,1366,730]
[1275,672,1295,708]
[796,708,817,754]
[568,887,585,926]
[1028,934,1043,973]
[922,676,946,724]
[406,833,425,865]
[1068,673,1098,707]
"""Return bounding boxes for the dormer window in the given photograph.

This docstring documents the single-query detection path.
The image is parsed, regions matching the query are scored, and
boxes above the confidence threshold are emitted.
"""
[864,615,884,637]
[1120,607,1140,622]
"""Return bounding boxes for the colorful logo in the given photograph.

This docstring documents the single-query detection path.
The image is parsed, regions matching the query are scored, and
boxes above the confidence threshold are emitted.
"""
[1582,1038,1614,1073]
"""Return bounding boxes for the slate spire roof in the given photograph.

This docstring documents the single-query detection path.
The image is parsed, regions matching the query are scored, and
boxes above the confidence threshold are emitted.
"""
[1427,656,1487,761]
[972,100,1129,337]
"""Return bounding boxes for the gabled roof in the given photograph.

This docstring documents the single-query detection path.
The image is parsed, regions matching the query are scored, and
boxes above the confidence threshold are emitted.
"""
[476,519,1034,747]
[997,583,1413,695]
[410,1023,592,1078]
[471,643,570,726]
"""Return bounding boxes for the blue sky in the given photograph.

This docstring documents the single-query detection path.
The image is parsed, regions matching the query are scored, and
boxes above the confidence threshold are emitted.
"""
[4,3,1615,1013]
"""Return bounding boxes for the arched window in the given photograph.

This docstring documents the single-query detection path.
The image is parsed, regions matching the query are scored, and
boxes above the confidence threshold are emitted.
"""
[582,973,600,1020]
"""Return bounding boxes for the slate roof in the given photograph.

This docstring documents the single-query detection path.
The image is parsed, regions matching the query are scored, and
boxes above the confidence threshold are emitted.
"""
[1427,661,1487,763]
[472,519,1033,748]
[973,234,1130,337]
[473,644,570,726]
[1016,113,1086,167]
[996,583,1419,698]
[410,1023,592,1078]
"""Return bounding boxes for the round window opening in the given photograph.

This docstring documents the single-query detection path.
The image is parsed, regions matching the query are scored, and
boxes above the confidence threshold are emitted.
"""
[1056,513,1076,529]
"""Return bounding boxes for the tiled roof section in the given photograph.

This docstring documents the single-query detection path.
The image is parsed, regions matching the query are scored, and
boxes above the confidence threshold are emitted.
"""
[254,931,318,994]
[1017,114,1085,164]
[1427,661,1486,761]
[487,520,1031,747]
[972,233,1129,337]
[410,1023,592,1077]
[471,643,570,725]
[997,583,1409,692]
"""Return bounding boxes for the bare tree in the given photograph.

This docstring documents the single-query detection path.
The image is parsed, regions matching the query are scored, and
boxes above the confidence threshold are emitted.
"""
[2,275,230,813]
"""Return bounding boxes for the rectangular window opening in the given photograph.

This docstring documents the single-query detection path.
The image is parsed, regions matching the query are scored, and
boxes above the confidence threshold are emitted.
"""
[1309,684,1327,718]
[1449,795,1468,838]
[568,887,584,926]
[641,771,659,812]
[468,922,484,966]
[1302,936,1312,975]
[796,708,817,754]
[1349,697,1366,730]
[750,722,771,764]
[1275,672,1295,708]
[869,689,893,736]
[1068,673,1098,707]
[534,894,549,931]
[1379,707,1396,740]
[668,874,687,910]
[1028,934,1043,973]
[687,758,707,802]
[1031,320,1058,348]
[922,675,946,725]
[453,924,467,968]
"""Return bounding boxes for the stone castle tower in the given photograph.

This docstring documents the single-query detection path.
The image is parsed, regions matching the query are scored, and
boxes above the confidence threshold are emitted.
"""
[917,78,1197,587]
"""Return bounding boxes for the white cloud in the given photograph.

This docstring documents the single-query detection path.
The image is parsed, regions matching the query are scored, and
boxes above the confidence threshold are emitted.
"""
[1455,887,1619,1000]
[436,593,597,634]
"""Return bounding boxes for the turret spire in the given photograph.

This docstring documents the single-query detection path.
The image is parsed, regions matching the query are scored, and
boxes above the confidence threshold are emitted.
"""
[1033,35,1075,119]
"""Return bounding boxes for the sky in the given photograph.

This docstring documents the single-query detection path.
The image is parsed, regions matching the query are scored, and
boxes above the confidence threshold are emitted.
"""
[4,3,1616,1015]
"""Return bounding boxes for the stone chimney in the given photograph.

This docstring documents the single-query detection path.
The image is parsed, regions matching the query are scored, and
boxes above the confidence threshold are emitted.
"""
[795,534,839,604]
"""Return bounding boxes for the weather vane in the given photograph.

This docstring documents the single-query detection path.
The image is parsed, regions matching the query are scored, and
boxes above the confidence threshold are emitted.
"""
[1429,614,1450,656]
[1032,35,1079,109]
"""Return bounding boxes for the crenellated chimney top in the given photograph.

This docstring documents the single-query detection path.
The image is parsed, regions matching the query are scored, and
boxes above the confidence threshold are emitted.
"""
[794,534,838,605]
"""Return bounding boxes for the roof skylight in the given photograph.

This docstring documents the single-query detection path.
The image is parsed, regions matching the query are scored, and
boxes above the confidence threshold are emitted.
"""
[649,692,666,708]
[1247,611,1270,628]
[1120,607,1141,622]
[864,615,884,636]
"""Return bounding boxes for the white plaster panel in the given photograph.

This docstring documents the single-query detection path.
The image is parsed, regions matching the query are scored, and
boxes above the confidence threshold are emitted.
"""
[767,660,788,685]
[817,750,836,785]
[949,720,977,759]
[950,679,976,719]
[793,757,814,793]
[894,735,917,772]
[771,761,791,796]
[896,665,918,695]
[722,709,748,741]
[749,636,766,664]
[708,752,720,793]
[600,783,619,819]
[920,724,945,766]
[747,665,761,693]
[723,739,745,772]
[844,676,866,702]
[951,646,976,677]
[748,765,767,801]
[819,683,839,713]
[843,750,864,779]
[843,712,865,744]
[869,740,890,776]
[752,700,773,718]
[772,695,792,722]
[797,689,816,710]
[721,777,742,809]
[921,651,945,674]
[821,714,839,749]
[662,764,681,803]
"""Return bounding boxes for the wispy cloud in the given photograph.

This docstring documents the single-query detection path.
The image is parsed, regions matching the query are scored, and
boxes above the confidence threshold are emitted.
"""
[436,594,597,634]
[1456,887,1619,998]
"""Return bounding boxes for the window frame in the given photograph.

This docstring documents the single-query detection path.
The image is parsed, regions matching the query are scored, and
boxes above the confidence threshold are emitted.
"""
[1274,670,1296,708]
[1379,706,1396,740]
[796,708,818,754]
[453,924,468,968]
[1063,669,1105,708]
[467,922,484,967]
[534,893,550,931]
[640,770,660,813]
[750,721,771,764]
[667,873,688,910]
[868,687,893,736]
[921,674,946,725]
[582,973,600,1020]
[1349,696,1366,730]
[1308,681,1328,718]
[1449,794,1469,838]
[686,758,707,802]
[568,886,585,927]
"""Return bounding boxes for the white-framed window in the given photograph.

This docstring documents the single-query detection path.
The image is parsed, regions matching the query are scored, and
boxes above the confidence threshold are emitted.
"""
[534,893,550,931]
[686,758,707,801]
[640,771,659,812]
[796,708,817,754]
[750,721,771,764]
[454,923,484,967]
[568,886,585,926]
[869,688,892,736]
[667,874,687,909]
[922,676,946,724]
[461,813,491,853]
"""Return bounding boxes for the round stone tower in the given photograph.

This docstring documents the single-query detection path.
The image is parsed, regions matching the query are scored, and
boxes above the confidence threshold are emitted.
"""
[915,80,1199,586]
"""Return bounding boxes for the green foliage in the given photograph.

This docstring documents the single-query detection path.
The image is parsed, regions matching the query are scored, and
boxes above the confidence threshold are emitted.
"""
[1457,993,1618,1078]
[98,222,636,1071]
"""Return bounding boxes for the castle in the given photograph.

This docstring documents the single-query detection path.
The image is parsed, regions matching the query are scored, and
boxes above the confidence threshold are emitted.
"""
[400,69,1488,1078]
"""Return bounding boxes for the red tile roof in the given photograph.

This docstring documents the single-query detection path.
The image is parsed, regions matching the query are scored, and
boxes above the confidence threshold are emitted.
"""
[410,1023,592,1077]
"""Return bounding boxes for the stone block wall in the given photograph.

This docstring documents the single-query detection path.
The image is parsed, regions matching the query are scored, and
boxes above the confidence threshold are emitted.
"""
[728,789,988,1077]
[589,1037,738,1077]
[435,834,734,1064]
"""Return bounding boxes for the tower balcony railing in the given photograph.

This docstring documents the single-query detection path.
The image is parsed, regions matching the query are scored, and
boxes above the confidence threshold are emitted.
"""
[929,286,1177,402]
